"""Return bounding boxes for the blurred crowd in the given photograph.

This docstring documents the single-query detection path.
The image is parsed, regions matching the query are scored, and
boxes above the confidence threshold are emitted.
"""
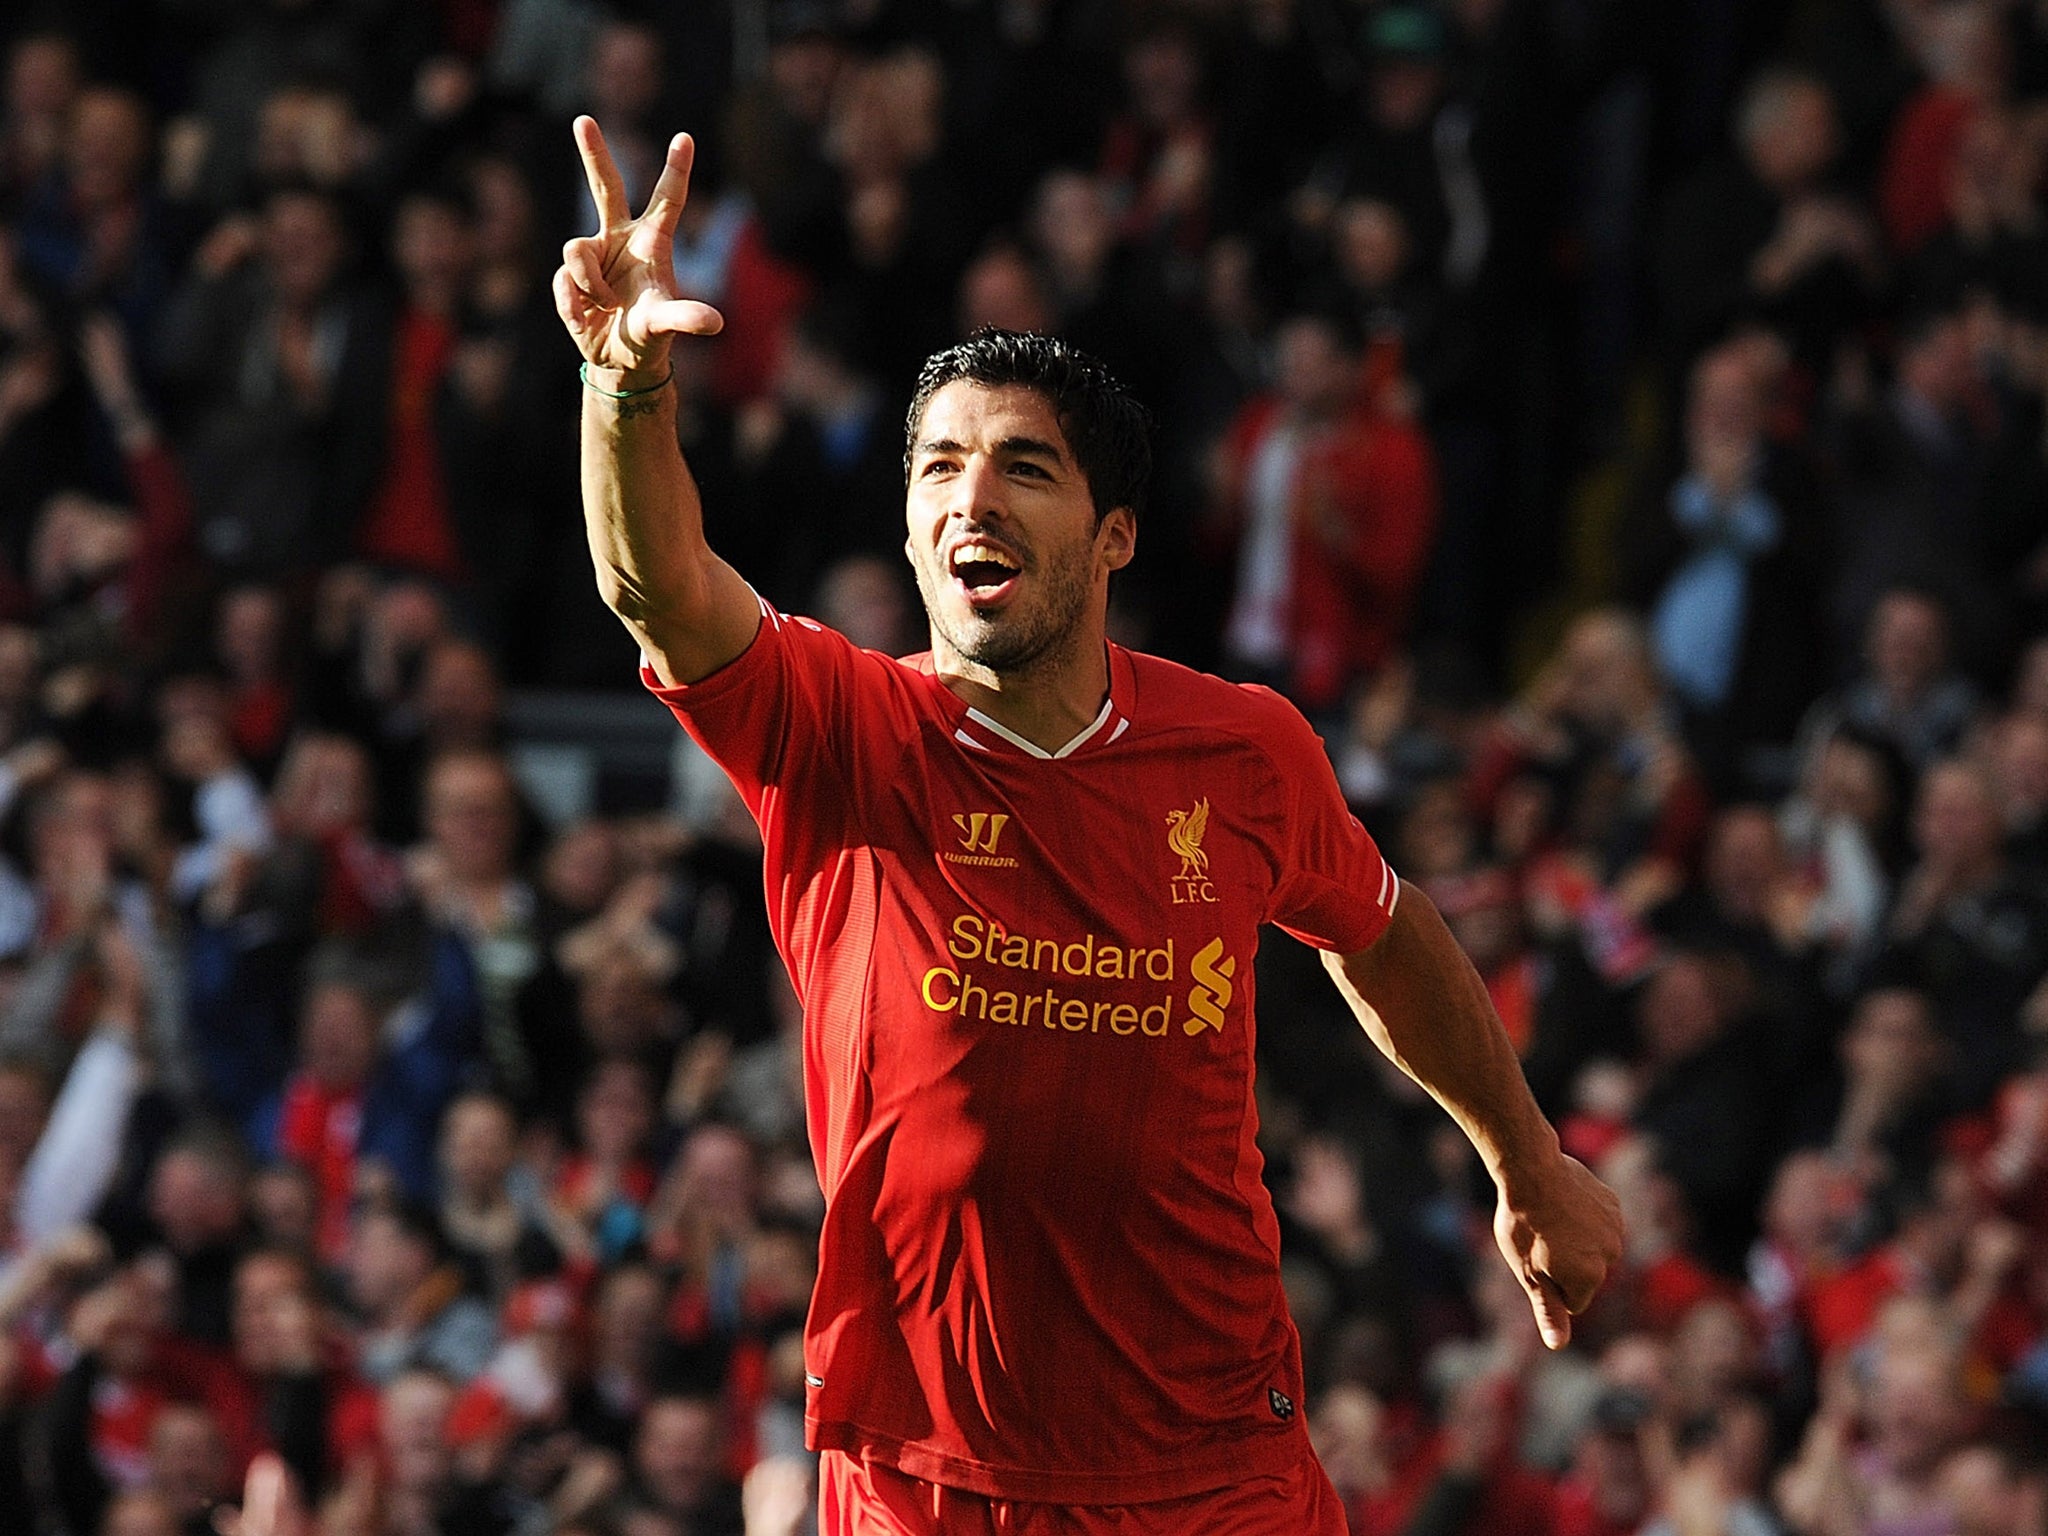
[2,0,2048,1534]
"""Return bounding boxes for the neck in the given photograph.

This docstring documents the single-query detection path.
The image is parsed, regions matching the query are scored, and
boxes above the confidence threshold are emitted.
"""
[934,628,1112,754]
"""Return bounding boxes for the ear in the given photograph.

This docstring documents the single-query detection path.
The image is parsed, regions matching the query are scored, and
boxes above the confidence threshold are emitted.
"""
[1098,507,1137,572]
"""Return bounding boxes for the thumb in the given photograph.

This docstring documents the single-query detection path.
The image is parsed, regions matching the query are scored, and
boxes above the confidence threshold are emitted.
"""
[1527,1273,1573,1351]
[636,296,725,340]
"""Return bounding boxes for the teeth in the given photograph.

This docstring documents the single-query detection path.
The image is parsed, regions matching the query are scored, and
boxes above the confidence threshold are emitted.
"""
[951,544,1019,571]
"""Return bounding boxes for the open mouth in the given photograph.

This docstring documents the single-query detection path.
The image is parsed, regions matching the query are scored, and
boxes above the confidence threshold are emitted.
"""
[948,541,1022,605]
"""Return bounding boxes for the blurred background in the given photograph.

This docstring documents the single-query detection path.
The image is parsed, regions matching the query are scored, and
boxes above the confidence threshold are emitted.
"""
[0,0,2046,1532]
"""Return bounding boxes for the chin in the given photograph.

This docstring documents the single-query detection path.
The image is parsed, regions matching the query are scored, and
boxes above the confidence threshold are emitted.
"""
[937,612,1029,671]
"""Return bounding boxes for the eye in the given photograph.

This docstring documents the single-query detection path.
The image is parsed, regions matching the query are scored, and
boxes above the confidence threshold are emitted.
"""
[920,459,958,478]
[1009,461,1051,479]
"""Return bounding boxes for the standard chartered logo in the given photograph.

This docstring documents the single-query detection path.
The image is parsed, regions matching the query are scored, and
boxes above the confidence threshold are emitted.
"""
[919,914,1237,1042]
[1184,938,1238,1035]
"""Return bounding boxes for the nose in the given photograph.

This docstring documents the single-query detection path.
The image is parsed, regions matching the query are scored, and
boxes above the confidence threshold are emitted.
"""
[951,453,1010,523]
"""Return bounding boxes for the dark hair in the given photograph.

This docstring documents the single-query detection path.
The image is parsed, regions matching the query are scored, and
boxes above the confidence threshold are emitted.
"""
[1591,1386,1655,1435]
[904,329,1153,523]
[162,1120,253,1185]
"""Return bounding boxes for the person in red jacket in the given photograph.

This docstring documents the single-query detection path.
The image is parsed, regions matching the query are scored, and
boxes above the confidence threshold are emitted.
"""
[1211,310,1439,713]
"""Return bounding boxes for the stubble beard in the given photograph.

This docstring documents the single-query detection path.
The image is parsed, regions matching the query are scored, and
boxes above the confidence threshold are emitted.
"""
[910,544,1095,678]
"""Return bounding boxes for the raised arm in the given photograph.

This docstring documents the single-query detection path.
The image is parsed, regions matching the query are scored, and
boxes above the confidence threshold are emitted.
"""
[554,117,760,685]
[1324,884,1624,1348]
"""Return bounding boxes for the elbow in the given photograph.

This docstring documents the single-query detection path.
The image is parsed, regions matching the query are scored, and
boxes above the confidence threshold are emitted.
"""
[596,560,699,633]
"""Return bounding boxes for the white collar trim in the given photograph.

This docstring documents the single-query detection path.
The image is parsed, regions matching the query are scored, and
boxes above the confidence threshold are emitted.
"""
[963,696,1116,760]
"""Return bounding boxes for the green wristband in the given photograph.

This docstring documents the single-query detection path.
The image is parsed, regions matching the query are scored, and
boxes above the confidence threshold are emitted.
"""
[580,360,675,399]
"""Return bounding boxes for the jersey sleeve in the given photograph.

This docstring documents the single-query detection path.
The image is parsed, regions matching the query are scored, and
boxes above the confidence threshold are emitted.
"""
[639,595,887,824]
[1263,702,1400,954]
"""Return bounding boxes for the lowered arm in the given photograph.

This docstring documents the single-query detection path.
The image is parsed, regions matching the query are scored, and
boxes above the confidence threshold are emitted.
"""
[1324,882,1624,1347]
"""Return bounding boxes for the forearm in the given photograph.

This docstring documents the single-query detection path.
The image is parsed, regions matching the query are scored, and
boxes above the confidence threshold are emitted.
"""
[1324,884,1558,1191]
[17,1030,139,1243]
[579,368,755,684]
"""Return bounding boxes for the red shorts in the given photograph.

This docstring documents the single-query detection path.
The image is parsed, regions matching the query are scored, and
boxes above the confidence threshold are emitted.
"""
[817,1447,1349,1535]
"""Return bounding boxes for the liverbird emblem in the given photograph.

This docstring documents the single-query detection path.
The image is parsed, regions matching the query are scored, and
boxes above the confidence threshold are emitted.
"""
[1165,798,1212,882]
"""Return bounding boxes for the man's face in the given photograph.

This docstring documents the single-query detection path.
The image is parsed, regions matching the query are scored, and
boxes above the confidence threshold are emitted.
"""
[634,1398,722,1511]
[596,1266,663,1363]
[1868,594,1944,695]
[1750,83,1838,190]
[1275,319,1353,415]
[380,1372,454,1493]
[1637,957,1722,1066]
[262,192,344,304]
[148,1405,229,1512]
[1558,615,1647,735]
[67,89,148,205]
[1915,764,2002,871]
[1843,989,1939,1087]
[419,643,501,738]
[904,382,1132,676]
[425,757,517,877]
[1705,808,1781,915]
[148,1150,240,1253]
[300,983,378,1091]
[1872,1353,1965,1479]
[348,1214,426,1315]
[1687,348,1762,450]
[1034,172,1112,280]
[232,1251,305,1368]
[587,24,662,123]
[440,1097,516,1197]
[393,198,473,295]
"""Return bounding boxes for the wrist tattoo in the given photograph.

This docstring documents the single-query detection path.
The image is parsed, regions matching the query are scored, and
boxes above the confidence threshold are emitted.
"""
[617,393,667,420]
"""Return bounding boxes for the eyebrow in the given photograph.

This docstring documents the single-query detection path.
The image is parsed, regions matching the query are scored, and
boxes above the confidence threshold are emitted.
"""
[913,435,1070,467]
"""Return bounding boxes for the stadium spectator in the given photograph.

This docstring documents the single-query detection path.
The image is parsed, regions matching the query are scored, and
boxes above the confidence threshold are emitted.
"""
[348,1202,496,1387]
[1,32,80,204]
[1885,757,2048,1108]
[155,184,386,577]
[1627,339,1825,789]
[1210,310,1440,711]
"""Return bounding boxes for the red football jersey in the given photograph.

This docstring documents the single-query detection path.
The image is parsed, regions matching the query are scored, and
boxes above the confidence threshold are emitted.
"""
[645,600,1399,1503]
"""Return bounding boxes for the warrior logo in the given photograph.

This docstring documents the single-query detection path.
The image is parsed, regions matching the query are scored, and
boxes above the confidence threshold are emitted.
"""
[953,812,1009,854]
[945,812,1019,868]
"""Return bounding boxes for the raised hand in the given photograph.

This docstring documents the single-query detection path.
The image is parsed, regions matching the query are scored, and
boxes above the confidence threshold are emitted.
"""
[553,117,723,384]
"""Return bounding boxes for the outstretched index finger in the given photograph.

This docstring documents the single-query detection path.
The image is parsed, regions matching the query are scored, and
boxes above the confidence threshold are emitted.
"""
[573,115,632,233]
[629,133,697,264]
